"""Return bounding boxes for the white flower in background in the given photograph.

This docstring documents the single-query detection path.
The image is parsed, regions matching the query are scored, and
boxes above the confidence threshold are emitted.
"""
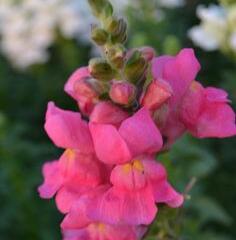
[188,5,227,51]
[157,0,185,8]
[0,0,129,70]
[230,32,236,50]
[189,3,236,54]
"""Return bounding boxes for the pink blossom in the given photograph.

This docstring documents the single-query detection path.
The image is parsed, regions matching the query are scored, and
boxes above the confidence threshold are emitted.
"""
[180,82,236,138]
[44,102,94,153]
[38,150,105,213]
[89,108,163,164]
[151,48,236,146]
[151,48,201,146]
[64,67,98,115]
[61,189,147,240]
[39,102,108,213]
[109,81,136,105]
[87,156,183,225]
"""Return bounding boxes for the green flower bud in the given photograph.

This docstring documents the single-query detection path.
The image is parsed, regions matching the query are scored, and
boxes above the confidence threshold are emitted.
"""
[105,17,120,34]
[124,50,147,83]
[111,19,127,44]
[88,0,113,19]
[91,26,108,46]
[89,58,115,81]
[106,44,126,69]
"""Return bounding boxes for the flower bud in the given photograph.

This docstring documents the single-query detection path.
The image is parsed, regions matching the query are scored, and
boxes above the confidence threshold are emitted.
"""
[73,77,101,101]
[106,44,126,69]
[89,58,115,81]
[105,16,120,34]
[124,50,147,83]
[111,19,127,44]
[109,81,136,105]
[139,47,156,61]
[141,79,173,111]
[88,0,113,19]
[91,26,108,46]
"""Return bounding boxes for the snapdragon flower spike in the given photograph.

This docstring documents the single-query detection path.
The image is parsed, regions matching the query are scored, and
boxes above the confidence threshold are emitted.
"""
[152,48,236,145]
[89,107,163,164]
[39,102,108,213]
[86,156,183,225]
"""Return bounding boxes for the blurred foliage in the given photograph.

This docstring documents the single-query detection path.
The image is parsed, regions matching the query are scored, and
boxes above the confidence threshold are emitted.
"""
[0,0,235,239]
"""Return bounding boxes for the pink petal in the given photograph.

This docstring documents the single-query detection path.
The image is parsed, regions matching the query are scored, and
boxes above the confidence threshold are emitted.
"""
[192,102,236,138]
[110,162,146,190]
[152,49,200,106]
[102,225,138,240]
[141,157,166,181]
[119,108,163,157]
[59,151,103,188]
[90,101,129,127]
[152,56,174,78]
[180,81,205,130]
[89,123,132,164]
[63,224,139,240]
[88,186,157,225]
[141,78,173,111]
[55,188,82,214]
[38,160,63,199]
[61,196,91,230]
[205,87,229,103]
[64,67,90,101]
[44,102,94,153]
[141,158,184,208]
[153,181,184,208]
[63,229,89,240]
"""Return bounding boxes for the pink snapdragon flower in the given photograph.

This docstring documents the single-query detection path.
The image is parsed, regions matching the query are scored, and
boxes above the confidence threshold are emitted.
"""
[86,156,183,226]
[89,107,163,164]
[38,102,108,213]
[61,189,147,240]
[151,48,236,146]
[180,82,236,138]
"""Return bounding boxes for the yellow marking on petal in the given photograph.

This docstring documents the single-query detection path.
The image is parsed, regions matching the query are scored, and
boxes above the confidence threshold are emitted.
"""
[133,160,144,172]
[122,163,132,174]
[64,148,76,160]
[190,81,200,92]
[97,223,106,232]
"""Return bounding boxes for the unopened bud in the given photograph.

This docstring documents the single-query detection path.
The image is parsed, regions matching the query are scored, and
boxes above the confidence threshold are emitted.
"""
[141,79,172,111]
[89,58,115,81]
[124,50,147,83]
[140,47,156,61]
[111,19,127,44]
[88,0,113,19]
[106,44,126,69]
[105,16,120,33]
[91,26,108,46]
[73,77,105,101]
[109,81,136,105]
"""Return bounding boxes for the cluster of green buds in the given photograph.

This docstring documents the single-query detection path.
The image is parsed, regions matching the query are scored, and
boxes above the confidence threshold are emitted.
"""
[87,0,154,108]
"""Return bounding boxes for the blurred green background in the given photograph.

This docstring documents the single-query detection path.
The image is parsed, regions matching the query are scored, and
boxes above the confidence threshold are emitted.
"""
[0,0,235,239]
